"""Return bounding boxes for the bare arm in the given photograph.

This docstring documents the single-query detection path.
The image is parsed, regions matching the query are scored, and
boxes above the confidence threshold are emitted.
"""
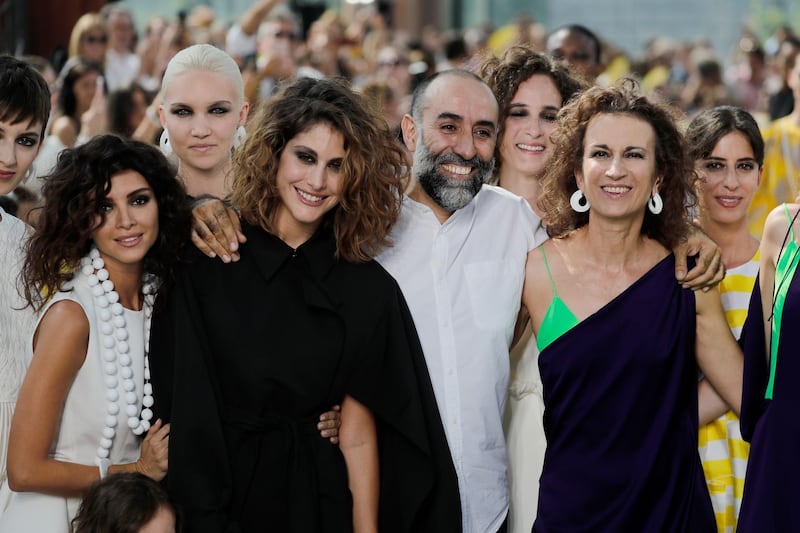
[240,0,281,35]
[7,302,169,496]
[673,221,724,291]
[694,289,743,416]
[339,394,378,533]
[698,378,731,426]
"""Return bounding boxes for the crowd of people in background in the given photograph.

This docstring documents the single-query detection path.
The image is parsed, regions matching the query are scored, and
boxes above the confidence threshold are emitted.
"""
[3,1,800,532]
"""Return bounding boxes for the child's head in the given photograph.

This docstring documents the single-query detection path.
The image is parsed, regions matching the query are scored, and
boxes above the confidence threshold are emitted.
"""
[72,473,179,533]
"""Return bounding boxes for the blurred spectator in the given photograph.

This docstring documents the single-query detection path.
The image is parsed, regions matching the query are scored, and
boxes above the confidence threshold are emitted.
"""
[727,36,768,115]
[681,49,737,115]
[101,5,140,91]
[438,30,469,71]
[546,24,604,82]
[768,37,800,120]
[9,186,41,228]
[68,13,107,67]
[107,83,150,138]
[137,16,168,93]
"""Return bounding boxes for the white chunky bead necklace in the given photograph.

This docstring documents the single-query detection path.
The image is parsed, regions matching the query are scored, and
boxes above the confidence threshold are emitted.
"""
[79,247,158,469]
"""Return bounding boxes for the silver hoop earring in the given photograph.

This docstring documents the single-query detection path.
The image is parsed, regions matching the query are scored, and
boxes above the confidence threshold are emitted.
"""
[648,192,663,215]
[159,129,173,156]
[233,125,247,150]
[570,189,590,213]
[23,163,36,183]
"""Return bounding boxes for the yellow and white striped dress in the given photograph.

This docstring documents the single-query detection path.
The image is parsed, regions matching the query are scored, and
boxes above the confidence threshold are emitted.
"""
[698,250,758,533]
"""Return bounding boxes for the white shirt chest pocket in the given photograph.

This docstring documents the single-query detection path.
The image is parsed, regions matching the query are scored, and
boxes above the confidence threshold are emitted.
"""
[463,259,524,332]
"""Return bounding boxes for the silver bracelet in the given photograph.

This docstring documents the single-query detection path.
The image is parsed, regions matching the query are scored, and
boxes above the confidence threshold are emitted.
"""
[97,458,111,479]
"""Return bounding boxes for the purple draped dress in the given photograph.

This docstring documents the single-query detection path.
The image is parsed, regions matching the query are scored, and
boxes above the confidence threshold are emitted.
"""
[738,271,800,532]
[533,255,715,533]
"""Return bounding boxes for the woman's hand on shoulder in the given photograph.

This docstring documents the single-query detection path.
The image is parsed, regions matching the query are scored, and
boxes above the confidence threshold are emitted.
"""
[191,197,247,263]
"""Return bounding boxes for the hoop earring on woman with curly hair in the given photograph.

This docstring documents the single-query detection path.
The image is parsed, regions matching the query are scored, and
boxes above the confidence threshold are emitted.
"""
[648,192,663,215]
[570,189,590,213]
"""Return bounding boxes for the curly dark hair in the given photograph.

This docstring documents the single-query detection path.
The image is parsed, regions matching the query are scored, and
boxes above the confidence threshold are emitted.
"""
[230,77,406,263]
[71,473,181,533]
[478,45,589,177]
[538,81,696,249]
[23,135,191,310]
[0,55,51,136]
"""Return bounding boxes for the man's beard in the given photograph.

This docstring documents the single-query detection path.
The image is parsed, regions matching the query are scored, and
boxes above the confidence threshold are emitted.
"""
[413,138,495,212]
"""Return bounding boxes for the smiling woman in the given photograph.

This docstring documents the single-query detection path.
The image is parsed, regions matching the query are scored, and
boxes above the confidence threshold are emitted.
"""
[148,77,461,532]
[0,135,190,532]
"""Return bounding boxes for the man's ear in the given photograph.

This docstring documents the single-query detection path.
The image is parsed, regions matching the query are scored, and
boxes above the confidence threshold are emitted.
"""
[401,114,418,152]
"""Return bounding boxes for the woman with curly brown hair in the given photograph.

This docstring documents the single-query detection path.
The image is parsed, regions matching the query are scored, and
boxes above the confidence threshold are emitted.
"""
[148,76,460,533]
[521,83,743,532]
[477,47,587,533]
[0,135,191,532]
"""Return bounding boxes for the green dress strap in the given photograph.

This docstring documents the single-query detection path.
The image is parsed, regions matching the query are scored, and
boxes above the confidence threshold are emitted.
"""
[767,203,800,399]
[537,246,580,351]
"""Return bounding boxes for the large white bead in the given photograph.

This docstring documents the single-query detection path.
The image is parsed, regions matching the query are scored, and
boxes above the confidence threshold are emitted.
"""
[81,264,94,276]
[144,306,153,318]
[99,308,111,321]
[127,417,140,429]
[119,354,131,366]
[104,362,117,375]
[115,328,128,341]
[117,341,130,354]
[96,446,109,459]
[100,323,113,336]
[144,368,151,380]
[102,336,115,349]
[89,248,100,259]
[96,295,109,308]
[125,404,139,417]
[112,315,126,328]
[111,303,124,316]
[120,367,133,380]
[105,415,118,428]
[104,376,118,389]
[141,408,153,421]
[81,256,92,267]
[97,268,109,281]
[132,425,145,436]
[107,402,119,415]
[106,389,119,402]
[92,258,104,270]
[142,395,154,408]
[101,280,114,293]
[100,438,113,449]
[125,392,137,404]
[106,291,120,304]
[102,427,115,439]
[87,274,99,286]
[103,350,116,362]
[143,383,153,396]
[122,379,135,392]
[141,419,151,432]
[92,285,105,297]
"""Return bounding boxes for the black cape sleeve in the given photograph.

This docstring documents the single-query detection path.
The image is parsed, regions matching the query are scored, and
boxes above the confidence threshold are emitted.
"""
[739,274,769,442]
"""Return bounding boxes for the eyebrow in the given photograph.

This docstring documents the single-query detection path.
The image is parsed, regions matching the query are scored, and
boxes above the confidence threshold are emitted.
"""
[509,102,560,111]
[437,112,496,130]
[589,143,648,151]
[169,100,233,109]
[126,187,153,198]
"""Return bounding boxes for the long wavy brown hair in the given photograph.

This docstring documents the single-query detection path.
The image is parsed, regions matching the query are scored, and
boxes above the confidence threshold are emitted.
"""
[478,45,588,176]
[22,135,191,311]
[538,81,696,249]
[230,77,406,263]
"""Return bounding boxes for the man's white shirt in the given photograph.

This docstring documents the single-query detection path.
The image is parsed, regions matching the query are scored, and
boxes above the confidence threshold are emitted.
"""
[377,185,548,533]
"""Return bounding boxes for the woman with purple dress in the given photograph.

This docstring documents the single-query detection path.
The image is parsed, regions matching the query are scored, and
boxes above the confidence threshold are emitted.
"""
[522,83,744,532]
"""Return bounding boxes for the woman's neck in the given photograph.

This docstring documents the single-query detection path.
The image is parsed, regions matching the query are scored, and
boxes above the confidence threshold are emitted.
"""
[576,214,654,270]
[498,169,543,216]
[179,160,231,199]
[700,215,759,268]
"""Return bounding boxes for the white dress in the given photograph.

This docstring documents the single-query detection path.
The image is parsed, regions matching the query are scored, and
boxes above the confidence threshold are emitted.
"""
[0,209,35,486]
[0,272,144,532]
[505,323,546,533]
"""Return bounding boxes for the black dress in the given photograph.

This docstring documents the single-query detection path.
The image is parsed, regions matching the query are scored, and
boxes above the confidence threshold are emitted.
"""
[149,222,460,533]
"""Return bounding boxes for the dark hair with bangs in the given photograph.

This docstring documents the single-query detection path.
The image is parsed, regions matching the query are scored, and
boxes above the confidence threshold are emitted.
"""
[0,55,51,136]
[22,135,191,311]
[538,80,695,249]
[686,106,764,167]
[230,77,406,263]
